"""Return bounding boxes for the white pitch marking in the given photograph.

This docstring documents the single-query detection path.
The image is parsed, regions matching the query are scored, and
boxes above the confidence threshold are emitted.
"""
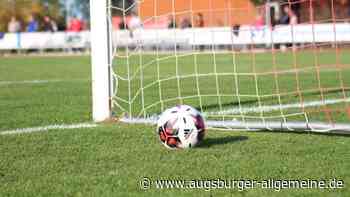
[205,98,350,116]
[0,79,89,86]
[0,80,54,85]
[0,123,98,135]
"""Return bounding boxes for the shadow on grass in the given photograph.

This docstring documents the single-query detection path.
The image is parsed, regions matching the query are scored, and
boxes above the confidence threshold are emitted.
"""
[198,136,248,148]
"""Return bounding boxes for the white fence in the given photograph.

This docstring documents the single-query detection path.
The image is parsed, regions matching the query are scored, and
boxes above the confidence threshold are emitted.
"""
[0,23,349,50]
[0,32,90,50]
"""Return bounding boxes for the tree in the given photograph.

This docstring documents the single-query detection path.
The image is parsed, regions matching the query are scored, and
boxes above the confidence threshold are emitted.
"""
[0,0,65,32]
[251,0,266,5]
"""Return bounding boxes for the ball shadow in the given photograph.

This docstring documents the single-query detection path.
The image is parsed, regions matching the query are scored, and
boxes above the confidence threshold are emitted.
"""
[198,136,248,148]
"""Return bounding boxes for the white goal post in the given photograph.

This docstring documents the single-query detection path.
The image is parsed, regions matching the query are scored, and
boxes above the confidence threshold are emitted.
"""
[90,0,112,122]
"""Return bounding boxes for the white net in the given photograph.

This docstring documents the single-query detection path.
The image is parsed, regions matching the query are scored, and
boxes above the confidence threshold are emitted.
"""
[108,0,350,132]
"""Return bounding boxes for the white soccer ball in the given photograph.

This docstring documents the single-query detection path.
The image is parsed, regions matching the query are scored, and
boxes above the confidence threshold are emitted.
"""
[157,105,206,149]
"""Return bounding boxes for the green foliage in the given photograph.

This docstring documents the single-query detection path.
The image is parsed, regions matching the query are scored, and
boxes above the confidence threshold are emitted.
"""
[251,0,266,5]
[0,0,65,32]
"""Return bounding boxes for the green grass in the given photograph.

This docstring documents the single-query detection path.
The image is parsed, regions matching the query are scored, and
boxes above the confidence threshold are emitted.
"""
[0,52,350,196]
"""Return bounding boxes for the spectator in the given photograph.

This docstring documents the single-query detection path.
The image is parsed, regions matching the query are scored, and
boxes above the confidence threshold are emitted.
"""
[119,18,128,30]
[290,0,301,19]
[168,16,177,29]
[232,25,240,37]
[279,5,290,25]
[194,13,204,28]
[251,14,265,39]
[180,17,192,29]
[8,16,21,33]
[254,14,264,29]
[43,16,58,32]
[289,10,298,25]
[128,12,142,30]
[26,15,39,32]
[280,5,298,25]
[269,6,277,28]
[128,12,142,38]
[67,16,83,32]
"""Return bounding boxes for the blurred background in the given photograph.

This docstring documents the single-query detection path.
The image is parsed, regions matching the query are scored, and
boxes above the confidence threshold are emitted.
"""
[0,0,349,53]
[0,0,89,32]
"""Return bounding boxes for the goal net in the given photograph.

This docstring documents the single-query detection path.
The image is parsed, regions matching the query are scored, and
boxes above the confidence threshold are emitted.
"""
[104,0,350,133]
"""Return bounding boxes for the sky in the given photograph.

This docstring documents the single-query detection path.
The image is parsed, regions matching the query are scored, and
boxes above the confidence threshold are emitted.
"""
[62,0,81,18]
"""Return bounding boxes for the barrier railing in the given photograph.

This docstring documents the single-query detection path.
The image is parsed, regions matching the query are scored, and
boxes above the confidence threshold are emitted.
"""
[0,23,349,50]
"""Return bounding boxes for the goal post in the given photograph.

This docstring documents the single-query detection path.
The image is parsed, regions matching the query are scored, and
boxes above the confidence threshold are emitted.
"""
[90,0,112,122]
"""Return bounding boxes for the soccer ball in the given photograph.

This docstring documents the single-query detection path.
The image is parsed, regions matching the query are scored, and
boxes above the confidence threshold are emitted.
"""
[157,105,206,149]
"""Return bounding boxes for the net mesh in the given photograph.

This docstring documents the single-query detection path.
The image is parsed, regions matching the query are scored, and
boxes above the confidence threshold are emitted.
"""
[108,0,350,132]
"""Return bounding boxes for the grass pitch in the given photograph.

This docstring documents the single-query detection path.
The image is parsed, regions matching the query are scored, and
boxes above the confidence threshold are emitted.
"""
[1,53,350,196]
